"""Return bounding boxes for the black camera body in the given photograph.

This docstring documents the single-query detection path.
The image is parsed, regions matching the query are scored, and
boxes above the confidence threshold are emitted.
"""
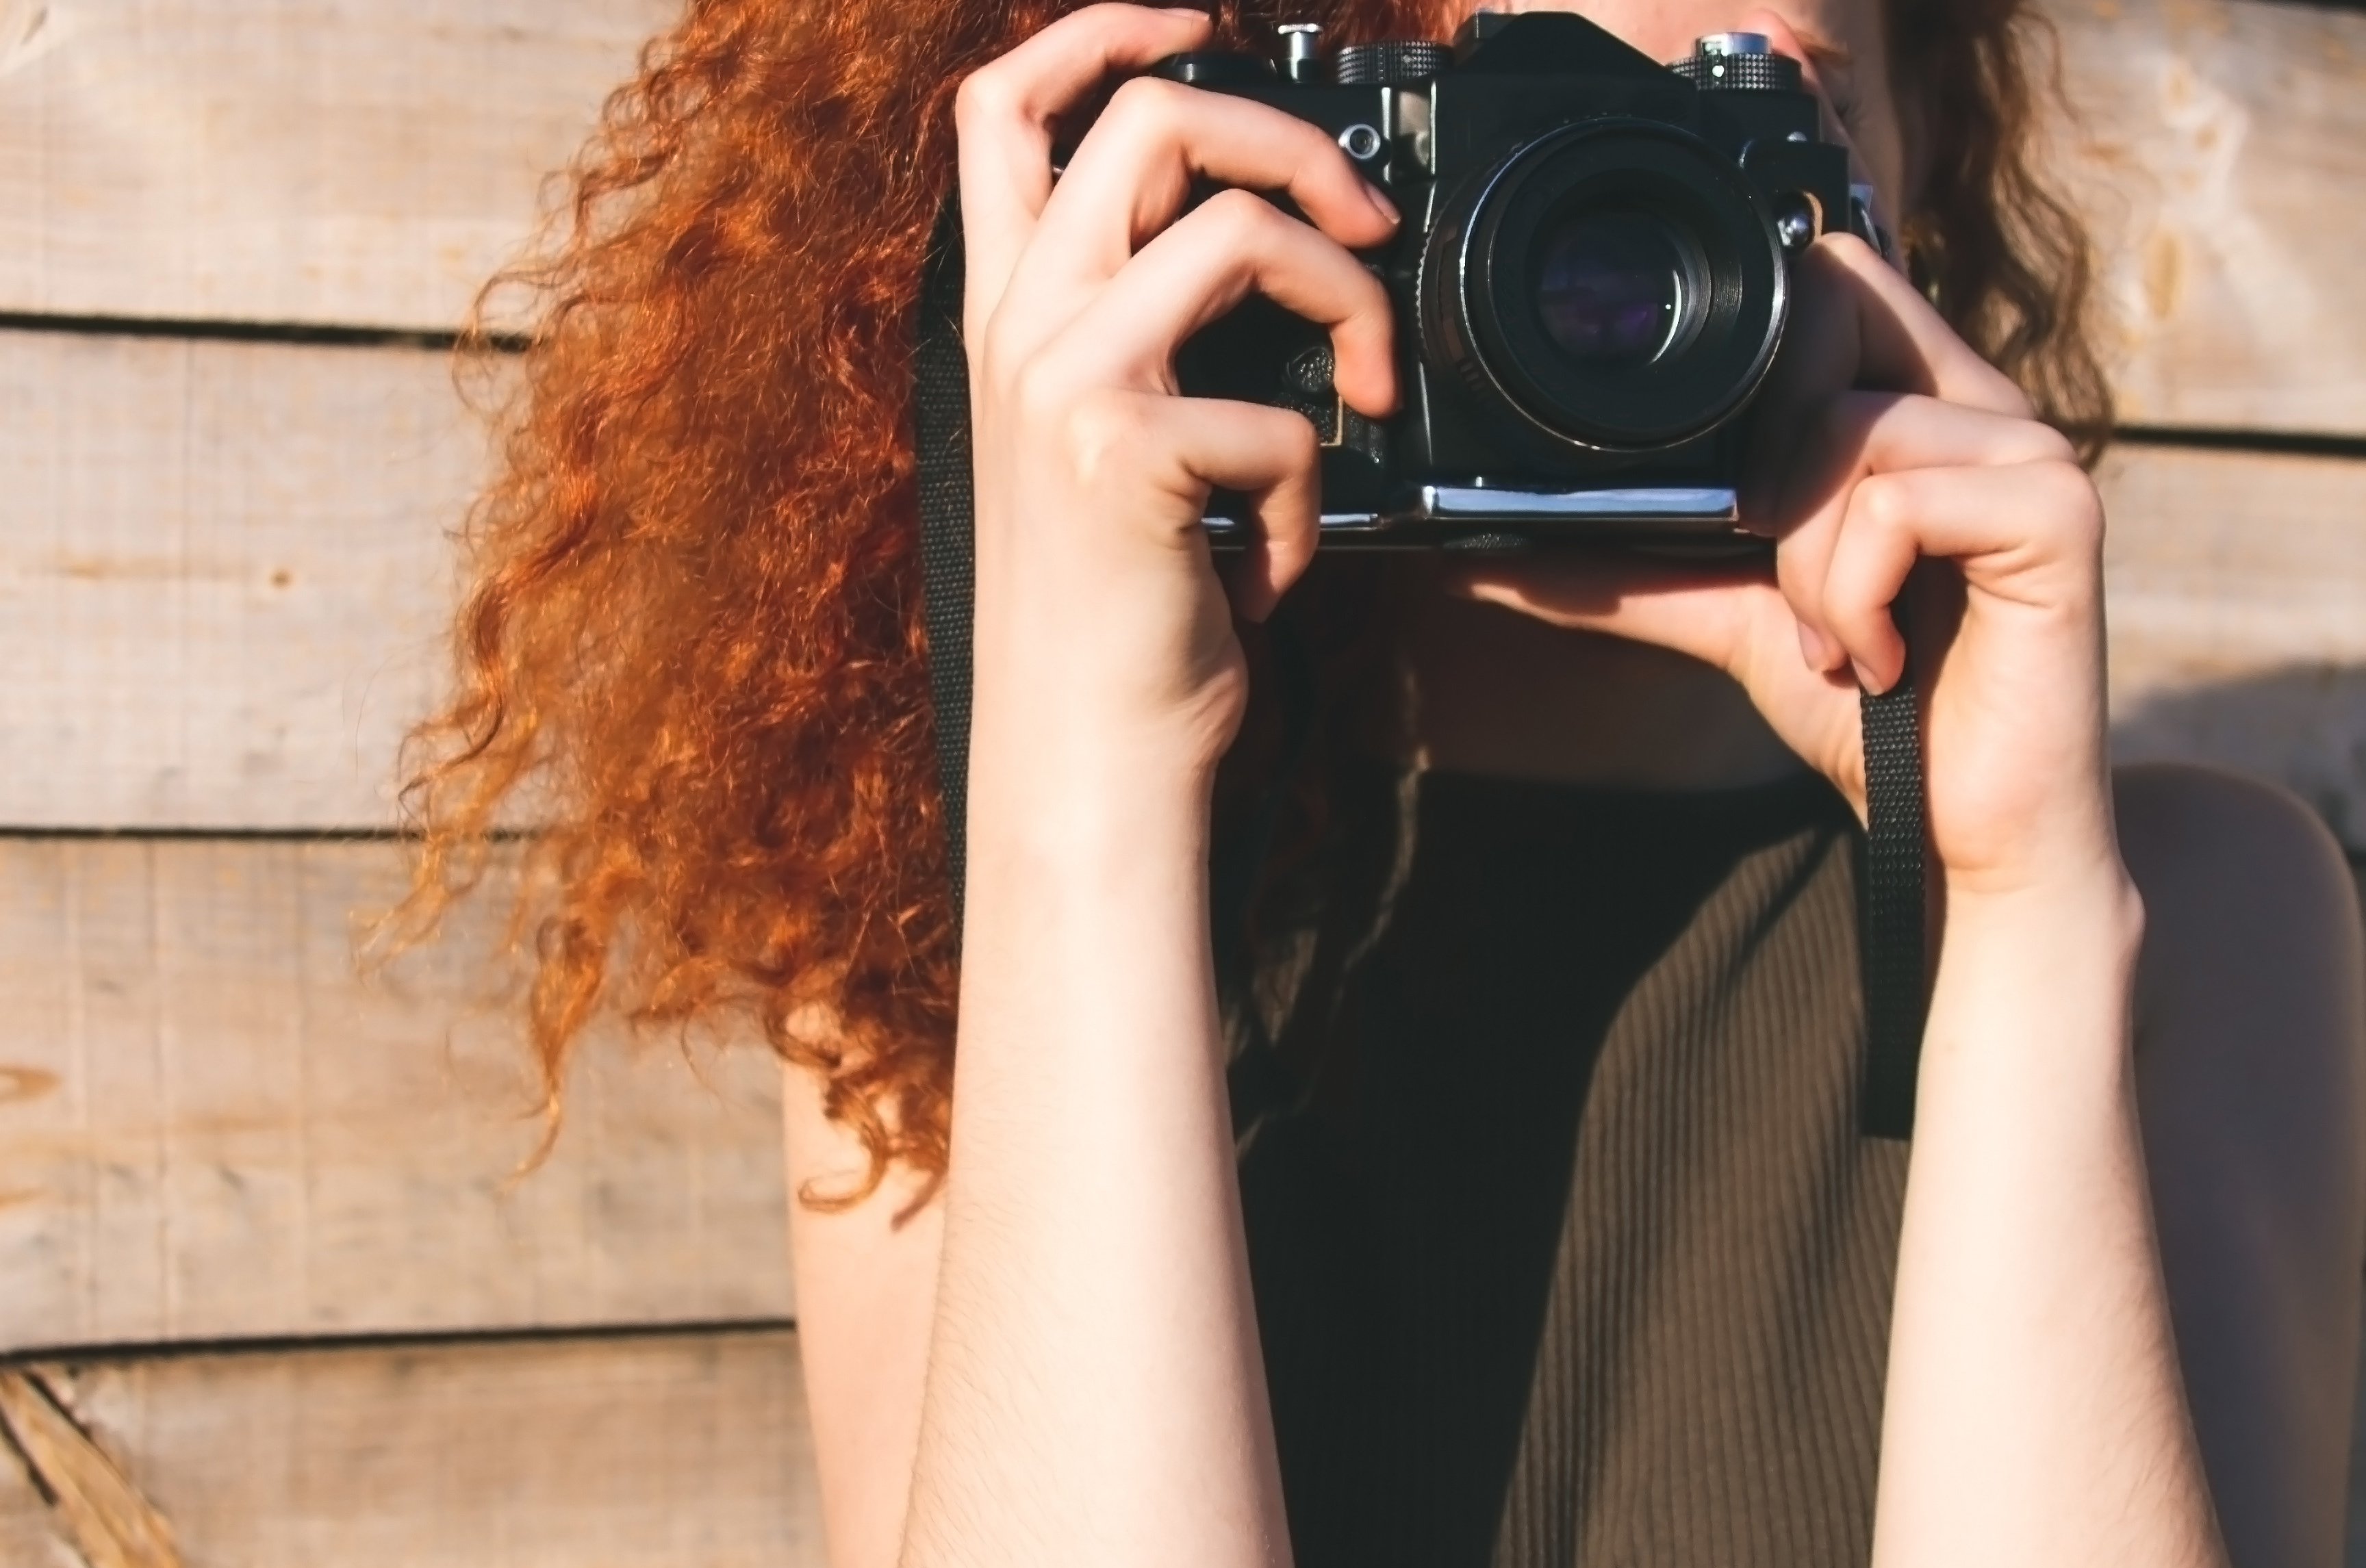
[1158,12,1866,548]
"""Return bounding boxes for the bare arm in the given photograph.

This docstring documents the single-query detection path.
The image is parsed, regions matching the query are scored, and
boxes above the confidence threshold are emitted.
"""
[1872,865,2218,1564]
[785,1068,942,1568]
[804,10,1399,1566]
[1457,232,2244,1561]
[1874,763,2366,1568]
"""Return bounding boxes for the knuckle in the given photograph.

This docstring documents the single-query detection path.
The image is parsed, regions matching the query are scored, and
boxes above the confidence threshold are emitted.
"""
[1104,74,1186,137]
[1196,185,1277,238]
[2035,459,2106,548]
[1060,389,1149,485]
[952,68,1016,136]
[1177,190,1283,276]
[1817,230,1879,271]
[1005,346,1075,427]
[2021,419,2076,463]
[1270,407,1321,468]
[1853,472,1911,535]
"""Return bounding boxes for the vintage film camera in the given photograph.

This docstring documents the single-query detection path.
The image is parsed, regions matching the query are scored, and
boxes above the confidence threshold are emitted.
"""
[1161,11,1881,548]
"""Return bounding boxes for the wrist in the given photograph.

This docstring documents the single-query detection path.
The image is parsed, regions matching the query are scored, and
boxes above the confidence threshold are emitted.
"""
[964,732,1217,905]
[1941,852,2143,947]
[1933,863,2148,1034]
[1908,867,2148,1123]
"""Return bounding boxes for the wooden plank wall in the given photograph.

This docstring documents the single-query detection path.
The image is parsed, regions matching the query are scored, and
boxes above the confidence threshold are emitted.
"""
[0,840,793,1352]
[2053,0,2366,434]
[0,1,817,1561]
[0,0,2361,1561]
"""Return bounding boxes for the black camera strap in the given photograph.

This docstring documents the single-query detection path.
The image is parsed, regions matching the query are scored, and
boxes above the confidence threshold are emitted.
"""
[915,203,979,938]
[911,198,1928,1140]
[1856,660,1925,1138]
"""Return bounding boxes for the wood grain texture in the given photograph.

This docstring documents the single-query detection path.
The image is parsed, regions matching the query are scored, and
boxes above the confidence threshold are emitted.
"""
[0,0,671,331]
[0,1369,181,1568]
[2054,0,2366,433]
[0,836,794,1354]
[0,1413,84,1568]
[0,0,2358,435]
[0,329,479,830]
[7,327,2366,840]
[2101,443,2366,843]
[23,1328,825,1568]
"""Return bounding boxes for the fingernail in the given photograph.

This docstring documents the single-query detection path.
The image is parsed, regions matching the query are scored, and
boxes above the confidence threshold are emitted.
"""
[1364,181,1400,226]
[1796,622,1830,669]
[1160,6,1210,16]
[1851,658,1883,693]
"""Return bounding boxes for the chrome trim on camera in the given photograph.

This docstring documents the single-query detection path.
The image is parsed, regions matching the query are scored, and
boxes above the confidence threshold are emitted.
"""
[1419,484,1738,522]
[1202,485,1742,544]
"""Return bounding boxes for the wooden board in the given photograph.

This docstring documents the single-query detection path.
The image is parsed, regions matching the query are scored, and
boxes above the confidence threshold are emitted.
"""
[2050,0,2366,433]
[0,0,672,332]
[0,1435,75,1568]
[0,836,794,1354]
[9,330,2366,842]
[0,329,477,831]
[0,0,2358,433]
[4,1328,824,1568]
[2102,442,2366,845]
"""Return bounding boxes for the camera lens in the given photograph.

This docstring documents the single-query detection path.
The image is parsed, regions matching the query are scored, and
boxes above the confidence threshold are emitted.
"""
[1423,121,1788,452]
[1532,211,1691,366]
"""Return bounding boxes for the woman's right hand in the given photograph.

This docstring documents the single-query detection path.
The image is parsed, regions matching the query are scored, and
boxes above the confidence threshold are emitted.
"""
[955,3,1400,799]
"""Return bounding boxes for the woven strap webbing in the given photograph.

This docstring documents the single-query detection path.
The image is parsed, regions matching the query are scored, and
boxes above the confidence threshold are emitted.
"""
[915,201,976,931]
[1856,673,1926,1138]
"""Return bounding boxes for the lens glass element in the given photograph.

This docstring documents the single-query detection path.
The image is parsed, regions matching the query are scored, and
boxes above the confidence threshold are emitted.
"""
[1531,210,1689,368]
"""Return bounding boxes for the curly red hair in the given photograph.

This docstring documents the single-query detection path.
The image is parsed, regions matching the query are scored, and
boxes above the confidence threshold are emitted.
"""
[401,0,2109,1203]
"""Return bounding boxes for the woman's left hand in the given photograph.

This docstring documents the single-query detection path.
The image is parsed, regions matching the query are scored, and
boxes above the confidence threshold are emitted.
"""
[1450,233,2117,901]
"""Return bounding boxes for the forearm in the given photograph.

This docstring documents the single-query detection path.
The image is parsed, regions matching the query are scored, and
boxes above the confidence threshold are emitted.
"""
[1873,870,2227,1567]
[899,755,1288,1568]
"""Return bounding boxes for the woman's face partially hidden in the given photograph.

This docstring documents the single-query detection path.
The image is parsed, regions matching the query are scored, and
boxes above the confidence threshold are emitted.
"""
[1451,0,1911,235]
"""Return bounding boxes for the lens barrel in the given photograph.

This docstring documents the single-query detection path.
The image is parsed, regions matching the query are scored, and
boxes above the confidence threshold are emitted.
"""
[1422,120,1788,452]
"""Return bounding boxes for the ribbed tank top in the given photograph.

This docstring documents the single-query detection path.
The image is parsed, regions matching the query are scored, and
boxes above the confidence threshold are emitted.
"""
[1238,769,1912,1567]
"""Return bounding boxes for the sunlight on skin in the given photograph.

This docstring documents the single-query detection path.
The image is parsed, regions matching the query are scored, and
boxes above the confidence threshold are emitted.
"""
[804,4,2298,1564]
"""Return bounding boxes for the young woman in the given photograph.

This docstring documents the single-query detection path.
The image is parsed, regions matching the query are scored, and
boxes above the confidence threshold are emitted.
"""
[405,0,2366,1563]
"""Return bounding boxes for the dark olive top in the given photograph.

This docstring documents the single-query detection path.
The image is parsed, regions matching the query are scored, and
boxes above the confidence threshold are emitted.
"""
[1239,771,1910,1568]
